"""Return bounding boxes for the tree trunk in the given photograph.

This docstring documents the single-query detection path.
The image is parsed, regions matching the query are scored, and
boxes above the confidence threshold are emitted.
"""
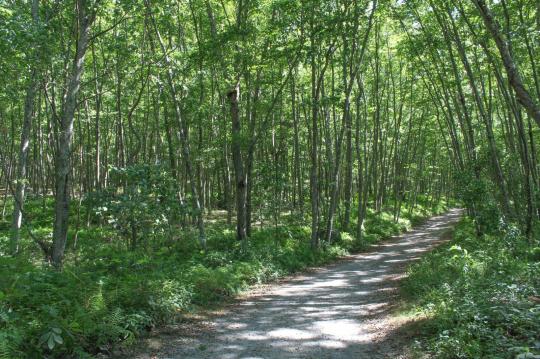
[309,23,320,249]
[227,85,247,243]
[51,0,93,267]
[10,0,40,255]
[473,0,540,128]
[147,1,207,249]
[291,74,303,216]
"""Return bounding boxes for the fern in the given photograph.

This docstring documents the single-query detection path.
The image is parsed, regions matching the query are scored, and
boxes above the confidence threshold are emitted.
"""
[0,333,19,359]
[0,341,11,359]
[108,307,123,329]
[88,290,105,311]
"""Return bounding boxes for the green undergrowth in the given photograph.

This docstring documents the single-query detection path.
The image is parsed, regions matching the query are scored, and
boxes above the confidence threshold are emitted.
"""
[0,197,449,358]
[401,218,540,359]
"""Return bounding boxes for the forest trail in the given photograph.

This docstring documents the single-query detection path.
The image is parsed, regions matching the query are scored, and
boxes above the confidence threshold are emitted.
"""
[133,209,463,359]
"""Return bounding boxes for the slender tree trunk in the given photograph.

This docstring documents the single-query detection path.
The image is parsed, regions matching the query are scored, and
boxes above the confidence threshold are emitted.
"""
[245,73,261,238]
[291,74,303,215]
[309,22,320,249]
[445,9,512,216]
[51,0,94,267]
[147,1,207,249]
[355,83,367,240]
[227,85,247,243]
[10,0,40,255]
[473,0,540,127]
[91,43,102,190]
[343,102,353,232]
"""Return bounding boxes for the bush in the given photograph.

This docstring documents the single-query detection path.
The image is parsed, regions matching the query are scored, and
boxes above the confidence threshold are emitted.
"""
[85,165,186,248]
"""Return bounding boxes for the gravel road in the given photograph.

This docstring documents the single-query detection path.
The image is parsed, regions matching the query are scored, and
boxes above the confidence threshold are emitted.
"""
[131,208,463,359]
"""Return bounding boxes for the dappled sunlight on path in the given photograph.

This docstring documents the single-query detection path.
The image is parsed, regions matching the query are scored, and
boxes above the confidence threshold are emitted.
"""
[134,209,463,359]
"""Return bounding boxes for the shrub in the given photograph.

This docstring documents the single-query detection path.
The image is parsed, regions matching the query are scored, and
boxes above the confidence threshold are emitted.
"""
[85,165,186,248]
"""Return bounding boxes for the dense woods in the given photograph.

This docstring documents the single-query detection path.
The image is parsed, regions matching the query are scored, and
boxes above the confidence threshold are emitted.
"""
[0,0,539,357]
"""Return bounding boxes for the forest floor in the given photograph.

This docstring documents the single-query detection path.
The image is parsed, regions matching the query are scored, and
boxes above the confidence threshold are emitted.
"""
[127,209,463,359]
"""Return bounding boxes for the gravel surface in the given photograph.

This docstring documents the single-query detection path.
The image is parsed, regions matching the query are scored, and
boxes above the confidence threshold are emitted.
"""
[130,209,463,359]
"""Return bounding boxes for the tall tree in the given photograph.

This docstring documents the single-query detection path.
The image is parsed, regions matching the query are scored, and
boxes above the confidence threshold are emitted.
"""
[10,0,40,254]
[51,0,96,267]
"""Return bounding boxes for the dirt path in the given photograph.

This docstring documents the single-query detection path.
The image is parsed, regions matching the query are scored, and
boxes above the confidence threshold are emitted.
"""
[132,209,463,359]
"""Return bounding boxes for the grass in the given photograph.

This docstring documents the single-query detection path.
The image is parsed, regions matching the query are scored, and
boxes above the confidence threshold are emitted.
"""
[400,218,540,359]
[0,196,450,358]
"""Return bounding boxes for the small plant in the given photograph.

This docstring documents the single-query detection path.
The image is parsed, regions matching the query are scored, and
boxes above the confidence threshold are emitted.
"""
[39,327,63,351]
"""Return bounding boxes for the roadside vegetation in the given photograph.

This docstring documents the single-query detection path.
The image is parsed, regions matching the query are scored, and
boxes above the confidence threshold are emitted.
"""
[402,218,540,359]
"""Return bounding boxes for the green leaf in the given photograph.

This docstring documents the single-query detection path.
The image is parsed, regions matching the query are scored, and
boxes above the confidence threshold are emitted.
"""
[47,336,55,350]
[52,334,63,345]
[0,6,13,16]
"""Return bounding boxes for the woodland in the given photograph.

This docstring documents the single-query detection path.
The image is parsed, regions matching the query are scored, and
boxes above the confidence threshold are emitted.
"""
[0,0,539,357]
